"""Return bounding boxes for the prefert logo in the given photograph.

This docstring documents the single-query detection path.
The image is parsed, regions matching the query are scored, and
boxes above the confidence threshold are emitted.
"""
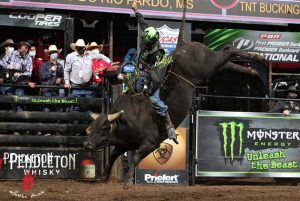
[219,121,244,161]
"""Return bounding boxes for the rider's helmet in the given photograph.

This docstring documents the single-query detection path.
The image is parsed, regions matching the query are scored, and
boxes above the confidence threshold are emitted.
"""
[141,27,159,48]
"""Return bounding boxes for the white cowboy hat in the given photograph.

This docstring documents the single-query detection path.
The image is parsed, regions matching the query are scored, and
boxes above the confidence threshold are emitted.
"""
[87,42,103,51]
[44,44,62,54]
[75,39,86,47]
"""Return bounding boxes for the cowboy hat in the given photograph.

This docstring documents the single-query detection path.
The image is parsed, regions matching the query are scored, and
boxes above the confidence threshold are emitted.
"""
[87,42,103,51]
[44,44,62,54]
[75,39,87,47]
[18,41,31,48]
[0,39,15,49]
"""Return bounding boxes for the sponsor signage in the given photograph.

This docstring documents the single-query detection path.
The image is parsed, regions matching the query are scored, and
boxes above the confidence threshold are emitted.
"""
[139,20,191,55]
[1,0,299,25]
[205,29,300,63]
[0,148,102,179]
[196,110,300,177]
[0,12,66,30]
[135,117,189,185]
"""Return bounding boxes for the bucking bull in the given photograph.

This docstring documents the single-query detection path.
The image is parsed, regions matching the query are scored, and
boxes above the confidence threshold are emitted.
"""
[83,0,265,188]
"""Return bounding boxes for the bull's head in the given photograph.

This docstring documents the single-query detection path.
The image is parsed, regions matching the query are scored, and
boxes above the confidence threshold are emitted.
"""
[83,110,124,150]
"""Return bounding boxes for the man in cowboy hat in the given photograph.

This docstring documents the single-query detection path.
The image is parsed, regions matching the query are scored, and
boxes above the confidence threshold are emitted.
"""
[87,42,110,85]
[0,39,15,59]
[64,39,112,104]
[270,85,300,115]
[0,41,32,112]
[39,44,64,112]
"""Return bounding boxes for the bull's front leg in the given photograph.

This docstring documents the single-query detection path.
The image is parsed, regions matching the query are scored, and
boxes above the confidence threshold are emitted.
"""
[222,44,266,62]
[101,146,126,182]
[123,140,158,189]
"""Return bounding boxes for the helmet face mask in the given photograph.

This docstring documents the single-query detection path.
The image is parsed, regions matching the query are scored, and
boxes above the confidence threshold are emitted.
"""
[141,27,159,48]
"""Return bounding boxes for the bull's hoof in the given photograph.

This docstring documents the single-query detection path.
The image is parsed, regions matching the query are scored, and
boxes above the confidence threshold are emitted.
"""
[123,179,134,189]
[99,175,110,183]
[255,54,266,62]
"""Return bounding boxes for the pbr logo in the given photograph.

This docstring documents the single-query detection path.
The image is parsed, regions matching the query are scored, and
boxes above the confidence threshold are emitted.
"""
[210,0,240,9]
[157,25,179,54]
[219,121,245,161]
[153,143,173,165]
[233,38,255,51]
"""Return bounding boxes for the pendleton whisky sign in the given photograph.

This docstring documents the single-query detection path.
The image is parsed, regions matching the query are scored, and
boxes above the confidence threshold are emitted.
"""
[196,111,300,178]
[1,0,299,25]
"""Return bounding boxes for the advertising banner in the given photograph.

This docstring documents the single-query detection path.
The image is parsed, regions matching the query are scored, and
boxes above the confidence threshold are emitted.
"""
[144,20,191,55]
[1,0,299,25]
[205,29,300,63]
[0,12,66,30]
[196,110,300,178]
[135,117,189,184]
[0,148,103,179]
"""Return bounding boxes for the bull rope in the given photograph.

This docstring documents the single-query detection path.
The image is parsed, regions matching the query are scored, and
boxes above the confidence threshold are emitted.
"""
[168,69,196,88]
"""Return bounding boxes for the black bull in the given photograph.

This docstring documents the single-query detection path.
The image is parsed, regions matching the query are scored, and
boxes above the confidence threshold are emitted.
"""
[83,8,265,189]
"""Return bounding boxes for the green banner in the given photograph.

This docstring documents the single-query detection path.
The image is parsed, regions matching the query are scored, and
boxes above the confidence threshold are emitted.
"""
[205,29,300,63]
[1,0,299,25]
[196,110,300,177]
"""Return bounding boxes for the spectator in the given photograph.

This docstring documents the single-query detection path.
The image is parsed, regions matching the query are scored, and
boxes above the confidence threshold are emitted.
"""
[0,39,15,59]
[88,42,110,84]
[270,86,300,115]
[0,41,32,112]
[28,45,43,89]
[64,39,112,112]
[123,48,137,63]
[39,45,64,113]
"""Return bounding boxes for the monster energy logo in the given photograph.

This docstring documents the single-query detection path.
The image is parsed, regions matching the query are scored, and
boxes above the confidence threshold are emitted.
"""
[219,121,244,161]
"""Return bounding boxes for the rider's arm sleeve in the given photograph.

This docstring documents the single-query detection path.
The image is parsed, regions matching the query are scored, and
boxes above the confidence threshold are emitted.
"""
[135,11,148,31]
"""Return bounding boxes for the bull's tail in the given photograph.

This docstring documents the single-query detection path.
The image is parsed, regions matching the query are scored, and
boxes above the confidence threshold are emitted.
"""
[176,0,187,48]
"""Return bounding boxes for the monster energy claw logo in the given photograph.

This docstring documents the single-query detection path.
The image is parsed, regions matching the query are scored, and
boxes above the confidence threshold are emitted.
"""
[219,121,244,161]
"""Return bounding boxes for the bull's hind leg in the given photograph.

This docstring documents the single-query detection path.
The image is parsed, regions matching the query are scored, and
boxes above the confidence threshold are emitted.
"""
[222,44,266,62]
[221,62,259,77]
[101,146,126,182]
[123,140,158,189]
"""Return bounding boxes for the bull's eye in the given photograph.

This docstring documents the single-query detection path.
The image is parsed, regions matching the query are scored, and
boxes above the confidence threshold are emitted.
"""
[102,125,110,131]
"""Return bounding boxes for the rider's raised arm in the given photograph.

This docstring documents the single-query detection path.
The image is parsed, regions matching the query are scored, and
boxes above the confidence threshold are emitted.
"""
[132,0,148,31]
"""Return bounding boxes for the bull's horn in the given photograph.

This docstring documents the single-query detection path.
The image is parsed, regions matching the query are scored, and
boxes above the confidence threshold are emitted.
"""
[89,112,101,120]
[108,110,124,122]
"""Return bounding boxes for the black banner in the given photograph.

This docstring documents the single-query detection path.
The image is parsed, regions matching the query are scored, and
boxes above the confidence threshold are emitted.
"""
[196,111,300,177]
[0,12,66,30]
[0,148,103,179]
[1,0,300,25]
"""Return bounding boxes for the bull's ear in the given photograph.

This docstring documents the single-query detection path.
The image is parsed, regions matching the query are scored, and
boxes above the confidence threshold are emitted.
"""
[108,110,124,122]
[89,112,101,120]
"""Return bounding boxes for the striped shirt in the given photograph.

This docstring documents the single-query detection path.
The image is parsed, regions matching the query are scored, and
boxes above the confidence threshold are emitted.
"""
[1,50,32,77]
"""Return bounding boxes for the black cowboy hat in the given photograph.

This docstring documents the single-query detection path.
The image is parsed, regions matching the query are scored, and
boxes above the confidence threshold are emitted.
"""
[18,41,31,48]
[288,86,297,93]
[0,39,15,49]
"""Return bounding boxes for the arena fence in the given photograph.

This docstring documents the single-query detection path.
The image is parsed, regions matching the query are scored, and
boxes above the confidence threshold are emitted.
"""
[0,83,111,180]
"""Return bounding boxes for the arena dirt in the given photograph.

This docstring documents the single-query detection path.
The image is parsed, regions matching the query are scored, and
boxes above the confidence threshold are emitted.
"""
[1,178,300,201]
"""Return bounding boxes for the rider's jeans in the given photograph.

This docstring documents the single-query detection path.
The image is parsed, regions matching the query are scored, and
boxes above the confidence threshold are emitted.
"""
[135,71,150,93]
[150,89,168,117]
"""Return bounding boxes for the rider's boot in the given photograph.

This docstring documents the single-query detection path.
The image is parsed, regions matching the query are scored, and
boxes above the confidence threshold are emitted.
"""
[164,112,179,144]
